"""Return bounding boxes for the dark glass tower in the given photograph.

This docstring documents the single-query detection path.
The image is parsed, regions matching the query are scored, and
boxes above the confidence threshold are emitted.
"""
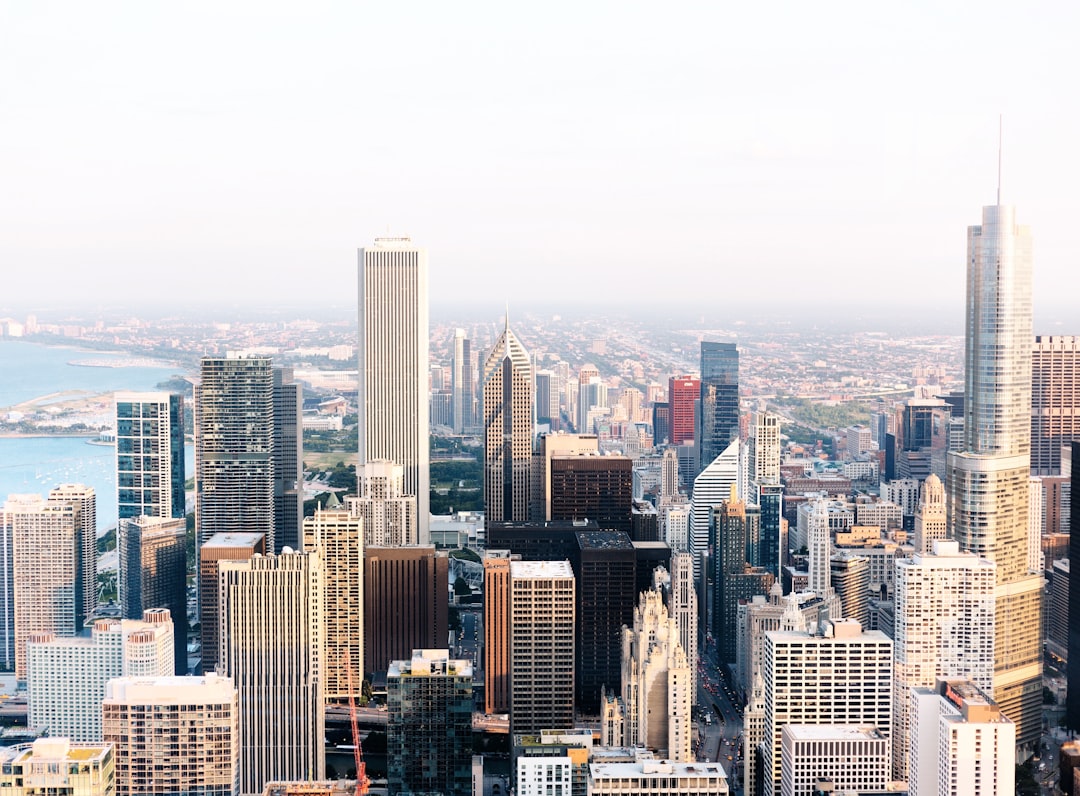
[699,342,740,472]
[1067,442,1080,730]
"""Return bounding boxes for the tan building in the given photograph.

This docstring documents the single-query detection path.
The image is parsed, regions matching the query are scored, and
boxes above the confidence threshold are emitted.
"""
[199,531,265,675]
[913,473,947,554]
[103,674,239,796]
[303,502,364,698]
[0,738,114,796]
[482,318,534,523]
[345,460,417,548]
[483,550,513,715]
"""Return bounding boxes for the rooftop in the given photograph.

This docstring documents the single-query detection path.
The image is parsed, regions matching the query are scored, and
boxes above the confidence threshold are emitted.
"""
[202,531,266,548]
[782,725,884,741]
[511,560,574,579]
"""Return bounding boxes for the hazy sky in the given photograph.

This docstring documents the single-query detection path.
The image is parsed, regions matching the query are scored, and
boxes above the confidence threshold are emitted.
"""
[2,2,1077,316]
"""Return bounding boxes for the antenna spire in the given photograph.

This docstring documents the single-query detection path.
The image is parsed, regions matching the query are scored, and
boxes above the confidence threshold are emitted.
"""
[997,114,1003,205]
[505,302,510,334]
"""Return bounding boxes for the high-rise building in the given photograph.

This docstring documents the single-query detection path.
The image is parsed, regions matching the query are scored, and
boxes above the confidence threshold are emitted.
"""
[482,317,534,523]
[713,499,773,664]
[947,201,1043,748]
[660,448,680,502]
[779,725,889,796]
[749,411,780,485]
[690,439,739,577]
[652,401,670,447]
[761,619,892,796]
[909,679,1015,796]
[549,453,632,533]
[510,560,575,734]
[103,674,239,796]
[892,540,996,779]
[272,366,303,553]
[118,515,188,674]
[667,376,699,448]
[27,609,174,741]
[218,550,326,795]
[199,532,265,676]
[46,484,97,632]
[387,649,474,796]
[573,531,635,711]
[363,546,448,678]
[195,356,275,549]
[0,739,114,796]
[806,499,832,597]
[534,433,599,522]
[6,491,90,680]
[346,460,418,548]
[0,516,12,673]
[303,503,364,699]
[451,328,473,434]
[913,473,948,554]
[667,552,698,683]
[114,392,185,521]
[358,237,430,542]
[830,553,869,628]
[576,365,602,435]
[1031,335,1080,476]
[483,550,513,715]
[1067,441,1080,731]
[698,342,740,473]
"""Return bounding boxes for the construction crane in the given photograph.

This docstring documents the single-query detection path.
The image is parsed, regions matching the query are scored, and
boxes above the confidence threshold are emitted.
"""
[345,658,370,795]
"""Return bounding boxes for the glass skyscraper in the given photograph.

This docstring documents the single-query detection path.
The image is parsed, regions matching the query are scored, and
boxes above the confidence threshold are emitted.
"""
[698,342,740,472]
[115,392,185,521]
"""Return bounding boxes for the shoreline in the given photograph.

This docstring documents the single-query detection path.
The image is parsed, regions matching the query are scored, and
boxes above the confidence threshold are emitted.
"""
[0,432,99,440]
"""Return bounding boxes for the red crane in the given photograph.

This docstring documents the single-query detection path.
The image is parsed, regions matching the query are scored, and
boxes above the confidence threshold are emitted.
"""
[345,659,370,795]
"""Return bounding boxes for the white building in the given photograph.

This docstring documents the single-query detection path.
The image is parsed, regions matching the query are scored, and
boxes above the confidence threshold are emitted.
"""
[761,619,892,796]
[806,499,832,596]
[358,237,430,542]
[103,674,239,796]
[27,609,174,741]
[892,539,996,779]
[667,552,698,683]
[779,725,889,796]
[912,474,947,554]
[0,738,114,796]
[691,439,739,576]
[346,460,417,547]
[883,477,920,519]
[517,756,573,796]
[589,759,728,795]
[660,501,690,552]
[909,680,1015,796]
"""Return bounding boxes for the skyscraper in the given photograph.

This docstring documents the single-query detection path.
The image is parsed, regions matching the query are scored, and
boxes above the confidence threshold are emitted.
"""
[690,439,739,577]
[195,356,275,549]
[347,460,418,547]
[913,473,948,554]
[1031,335,1080,475]
[272,366,303,553]
[667,376,699,448]
[947,200,1043,748]
[451,328,473,434]
[698,342,740,472]
[358,237,430,542]
[713,499,773,664]
[218,550,326,796]
[549,453,633,532]
[482,550,513,715]
[482,317,534,523]
[198,531,265,676]
[114,392,185,521]
[47,483,97,630]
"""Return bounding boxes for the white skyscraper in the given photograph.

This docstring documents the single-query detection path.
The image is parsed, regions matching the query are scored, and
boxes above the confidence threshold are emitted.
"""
[912,473,947,554]
[690,438,739,576]
[749,411,781,486]
[347,460,418,547]
[892,540,996,779]
[661,448,680,502]
[359,238,430,543]
[667,551,698,681]
[806,499,832,596]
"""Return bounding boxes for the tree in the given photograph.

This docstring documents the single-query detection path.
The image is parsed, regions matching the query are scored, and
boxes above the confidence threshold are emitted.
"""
[454,576,472,597]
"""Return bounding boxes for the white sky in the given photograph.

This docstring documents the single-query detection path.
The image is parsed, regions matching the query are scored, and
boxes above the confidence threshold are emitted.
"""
[1,2,1077,315]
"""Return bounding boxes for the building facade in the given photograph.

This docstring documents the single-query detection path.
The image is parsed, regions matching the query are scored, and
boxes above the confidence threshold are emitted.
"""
[698,342,740,474]
[199,532,266,676]
[114,391,185,521]
[482,319,534,523]
[346,460,418,547]
[1031,335,1080,476]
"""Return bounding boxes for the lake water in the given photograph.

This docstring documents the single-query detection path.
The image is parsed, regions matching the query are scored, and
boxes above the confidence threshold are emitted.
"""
[0,340,194,533]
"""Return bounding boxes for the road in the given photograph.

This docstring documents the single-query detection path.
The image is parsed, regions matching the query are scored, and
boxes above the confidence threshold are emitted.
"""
[696,641,744,790]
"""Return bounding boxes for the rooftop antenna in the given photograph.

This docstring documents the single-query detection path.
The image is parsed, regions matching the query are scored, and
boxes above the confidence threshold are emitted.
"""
[997,114,1003,205]
[505,301,510,334]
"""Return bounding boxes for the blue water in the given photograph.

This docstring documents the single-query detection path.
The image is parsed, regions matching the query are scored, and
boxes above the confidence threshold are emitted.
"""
[0,341,194,533]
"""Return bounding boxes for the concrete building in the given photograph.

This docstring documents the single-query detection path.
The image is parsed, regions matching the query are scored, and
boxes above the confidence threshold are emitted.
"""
[363,545,448,678]
[713,499,774,664]
[550,453,633,533]
[779,725,889,796]
[510,560,575,734]
[114,392,185,522]
[912,473,947,554]
[0,739,114,796]
[218,550,326,796]
[909,679,1015,796]
[118,515,188,674]
[666,552,698,684]
[483,550,513,715]
[387,649,473,796]
[346,460,418,548]
[948,201,1043,749]
[103,673,239,796]
[272,366,303,553]
[451,328,473,433]
[27,609,174,741]
[199,532,265,676]
[0,515,12,673]
[829,553,869,628]
[358,237,430,542]
[303,503,364,699]
[534,433,600,521]
[195,356,275,549]
[1032,335,1080,476]
[514,730,592,796]
[761,619,892,796]
[588,759,728,795]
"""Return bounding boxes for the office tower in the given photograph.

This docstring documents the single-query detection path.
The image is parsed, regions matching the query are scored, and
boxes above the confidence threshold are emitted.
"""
[118,515,188,674]
[574,531,635,711]
[430,390,453,427]
[749,410,780,484]
[690,438,738,577]
[47,483,97,630]
[0,516,12,673]
[830,553,869,627]
[535,369,558,427]
[1069,442,1080,730]
[387,649,473,796]
[272,366,303,553]
[698,342,740,472]
[0,739,114,795]
[510,560,575,734]
[199,532,265,676]
[667,551,698,683]
[779,726,889,796]
[195,355,275,549]
[103,673,240,796]
[6,493,83,679]
[755,481,783,576]
[486,519,599,565]
[534,433,599,521]
[358,237,430,542]
[1032,335,1080,475]
[27,609,174,741]
[947,200,1043,748]
[347,460,418,547]
[549,453,633,532]
[608,589,692,760]
[892,540,995,779]
[660,502,690,551]
[630,500,659,541]
[482,317,534,523]
[912,473,947,553]
[762,619,892,796]
[303,504,364,698]
[218,550,325,796]
[483,550,513,715]
[1048,558,1069,660]
[451,328,473,433]
[114,391,185,521]
[363,546,448,678]
[713,499,773,663]
[667,376,699,447]
[909,679,1015,796]
[632,539,669,594]
[652,401,670,447]
[660,448,680,502]
[897,398,949,480]
[806,499,832,596]
[576,365,602,434]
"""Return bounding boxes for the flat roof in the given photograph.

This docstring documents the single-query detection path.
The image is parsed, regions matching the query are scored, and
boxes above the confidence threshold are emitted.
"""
[783,725,884,741]
[203,532,266,548]
[511,560,574,579]
[590,761,728,778]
